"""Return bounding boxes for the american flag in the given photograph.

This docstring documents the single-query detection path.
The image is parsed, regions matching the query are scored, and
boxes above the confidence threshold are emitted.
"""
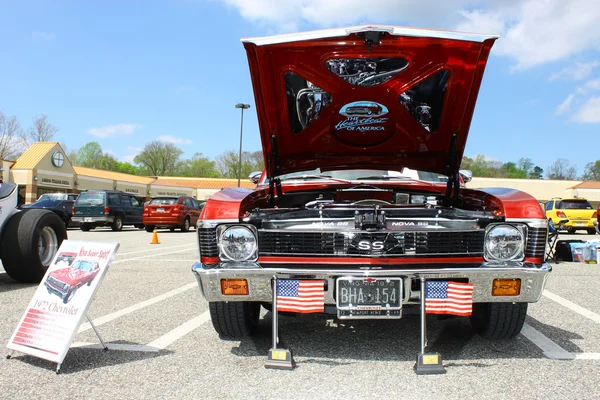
[425,281,474,316]
[276,280,324,313]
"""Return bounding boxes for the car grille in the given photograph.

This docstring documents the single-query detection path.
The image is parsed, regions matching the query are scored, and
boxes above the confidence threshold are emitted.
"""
[198,228,218,257]
[258,230,485,257]
[525,226,548,258]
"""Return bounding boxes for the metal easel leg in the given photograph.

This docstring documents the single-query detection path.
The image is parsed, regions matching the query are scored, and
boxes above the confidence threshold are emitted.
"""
[86,314,108,351]
[265,275,295,370]
[6,350,14,359]
[414,276,446,375]
[56,362,61,374]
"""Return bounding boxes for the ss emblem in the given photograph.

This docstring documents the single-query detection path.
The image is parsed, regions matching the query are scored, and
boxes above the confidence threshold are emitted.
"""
[357,240,385,250]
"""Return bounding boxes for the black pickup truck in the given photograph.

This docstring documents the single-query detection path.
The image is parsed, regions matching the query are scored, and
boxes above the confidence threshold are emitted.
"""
[72,190,145,231]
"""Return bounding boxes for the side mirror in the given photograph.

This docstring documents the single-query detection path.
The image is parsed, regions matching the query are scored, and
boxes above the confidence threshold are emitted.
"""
[248,171,262,184]
[459,169,473,183]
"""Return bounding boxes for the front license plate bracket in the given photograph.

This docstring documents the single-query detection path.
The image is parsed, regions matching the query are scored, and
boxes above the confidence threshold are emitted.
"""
[336,277,403,319]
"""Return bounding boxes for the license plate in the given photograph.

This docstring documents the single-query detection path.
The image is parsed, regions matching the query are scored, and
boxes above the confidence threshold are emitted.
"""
[336,277,402,319]
[576,222,585,226]
[84,217,93,222]
[157,208,165,212]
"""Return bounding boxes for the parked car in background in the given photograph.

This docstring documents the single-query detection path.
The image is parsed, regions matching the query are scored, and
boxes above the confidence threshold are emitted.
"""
[545,197,597,234]
[595,203,600,234]
[20,193,79,228]
[72,190,144,231]
[143,196,203,232]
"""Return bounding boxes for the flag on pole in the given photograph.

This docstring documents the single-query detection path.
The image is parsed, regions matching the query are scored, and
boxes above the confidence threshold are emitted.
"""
[425,281,474,316]
[276,280,324,313]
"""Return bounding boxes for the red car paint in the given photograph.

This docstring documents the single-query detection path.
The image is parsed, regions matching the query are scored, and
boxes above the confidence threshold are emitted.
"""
[143,196,203,230]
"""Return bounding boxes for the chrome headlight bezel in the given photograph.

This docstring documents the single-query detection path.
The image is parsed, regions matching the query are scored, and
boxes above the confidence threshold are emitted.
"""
[217,225,258,262]
[484,224,526,262]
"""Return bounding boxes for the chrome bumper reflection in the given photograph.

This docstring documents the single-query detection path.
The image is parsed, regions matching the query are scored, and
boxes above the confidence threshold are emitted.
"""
[192,261,551,304]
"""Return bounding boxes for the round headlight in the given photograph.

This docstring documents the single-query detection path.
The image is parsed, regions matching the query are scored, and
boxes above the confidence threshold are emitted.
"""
[485,225,524,261]
[219,226,257,262]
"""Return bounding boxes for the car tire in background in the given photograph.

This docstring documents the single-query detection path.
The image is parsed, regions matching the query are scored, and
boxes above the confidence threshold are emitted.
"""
[181,217,190,232]
[80,223,93,231]
[470,302,527,340]
[145,225,155,233]
[135,224,145,230]
[208,301,260,338]
[587,229,596,235]
[1,209,67,283]
[111,215,124,231]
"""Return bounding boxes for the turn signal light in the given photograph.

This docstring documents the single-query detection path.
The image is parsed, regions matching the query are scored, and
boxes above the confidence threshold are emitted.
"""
[492,278,521,296]
[221,279,249,296]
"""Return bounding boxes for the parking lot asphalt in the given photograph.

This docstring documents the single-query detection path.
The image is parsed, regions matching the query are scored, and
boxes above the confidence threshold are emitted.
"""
[1,228,600,400]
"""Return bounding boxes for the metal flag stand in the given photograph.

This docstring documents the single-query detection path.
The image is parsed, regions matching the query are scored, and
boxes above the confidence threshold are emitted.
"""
[414,276,446,375]
[6,313,108,375]
[265,275,295,370]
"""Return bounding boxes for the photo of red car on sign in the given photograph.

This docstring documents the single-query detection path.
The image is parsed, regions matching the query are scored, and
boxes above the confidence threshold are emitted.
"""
[44,258,101,304]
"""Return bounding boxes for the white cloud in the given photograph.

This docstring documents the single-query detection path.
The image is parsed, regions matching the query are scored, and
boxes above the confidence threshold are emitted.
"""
[32,31,56,41]
[158,134,193,145]
[573,96,600,123]
[104,149,116,157]
[121,154,136,163]
[549,61,600,81]
[555,94,575,115]
[87,123,142,138]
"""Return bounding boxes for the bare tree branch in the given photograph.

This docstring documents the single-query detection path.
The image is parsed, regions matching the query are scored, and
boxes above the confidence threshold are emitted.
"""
[20,114,58,147]
[0,111,23,159]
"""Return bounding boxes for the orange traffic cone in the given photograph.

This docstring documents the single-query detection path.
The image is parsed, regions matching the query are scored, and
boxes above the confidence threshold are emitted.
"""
[150,229,160,245]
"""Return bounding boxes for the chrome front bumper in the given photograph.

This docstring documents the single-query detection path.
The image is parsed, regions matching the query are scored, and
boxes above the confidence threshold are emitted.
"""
[192,261,551,304]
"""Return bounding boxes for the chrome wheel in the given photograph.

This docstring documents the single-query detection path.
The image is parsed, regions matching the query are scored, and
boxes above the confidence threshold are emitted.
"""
[38,226,59,267]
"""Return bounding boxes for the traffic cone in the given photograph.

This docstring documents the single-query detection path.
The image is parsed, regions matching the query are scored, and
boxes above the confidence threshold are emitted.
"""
[150,229,160,245]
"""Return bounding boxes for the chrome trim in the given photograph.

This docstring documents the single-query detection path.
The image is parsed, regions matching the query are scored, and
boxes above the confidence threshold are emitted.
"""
[199,219,240,229]
[506,218,547,228]
[484,223,525,262]
[192,261,551,304]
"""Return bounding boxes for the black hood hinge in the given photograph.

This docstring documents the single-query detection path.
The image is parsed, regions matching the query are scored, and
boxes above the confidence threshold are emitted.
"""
[443,132,461,206]
[268,134,282,207]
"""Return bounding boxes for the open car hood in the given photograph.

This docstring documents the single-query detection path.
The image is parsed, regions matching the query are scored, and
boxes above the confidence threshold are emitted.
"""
[242,25,498,178]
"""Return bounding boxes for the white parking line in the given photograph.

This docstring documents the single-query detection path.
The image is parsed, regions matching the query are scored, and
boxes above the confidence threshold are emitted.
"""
[112,248,197,264]
[543,290,600,325]
[71,342,160,352]
[78,282,197,333]
[521,323,575,360]
[147,312,210,350]
[116,244,196,256]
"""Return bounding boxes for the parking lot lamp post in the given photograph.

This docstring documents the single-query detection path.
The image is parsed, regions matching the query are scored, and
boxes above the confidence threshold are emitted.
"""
[235,103,251,187]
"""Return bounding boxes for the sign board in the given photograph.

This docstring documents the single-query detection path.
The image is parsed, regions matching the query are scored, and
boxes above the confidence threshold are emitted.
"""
[7,240,119,364]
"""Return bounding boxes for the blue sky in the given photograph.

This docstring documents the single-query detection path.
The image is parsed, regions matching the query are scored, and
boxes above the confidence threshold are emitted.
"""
[1,0,599,177]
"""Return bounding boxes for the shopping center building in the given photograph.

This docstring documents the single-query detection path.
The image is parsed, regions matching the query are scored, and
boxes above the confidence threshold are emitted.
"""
[6,142,255,204]
[3,142,599,205]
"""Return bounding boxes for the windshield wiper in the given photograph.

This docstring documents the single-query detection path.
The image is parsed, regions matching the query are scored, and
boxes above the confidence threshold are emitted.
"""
[279,174,351,183]
[355,175,413,181]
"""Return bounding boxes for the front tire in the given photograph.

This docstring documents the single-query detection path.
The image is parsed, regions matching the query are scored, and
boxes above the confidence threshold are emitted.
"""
[111,215,123,231]
[209,301,260,338]
[471,302,527,340]
[1,209,67,283]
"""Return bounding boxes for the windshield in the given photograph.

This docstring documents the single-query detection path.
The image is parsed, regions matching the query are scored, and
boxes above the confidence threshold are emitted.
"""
[76,192,105,205]
[72,260,95,272]
[38,193,66,201]
[149,198,178,205]
[268,169,447,183]
[31,199,61,207]
[557,200,593,210]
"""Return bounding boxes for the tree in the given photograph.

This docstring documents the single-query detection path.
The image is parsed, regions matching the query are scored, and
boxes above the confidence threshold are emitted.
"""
[529,166,544,179]
[215,150,264,179]
[20,114,58,146]
[76,142,104,168]
[0,111,23,159]
[582,160,600,181]
[546,158,577,180]
[179,153,220,178]
[501,162,527,179]
[134,140,183,176]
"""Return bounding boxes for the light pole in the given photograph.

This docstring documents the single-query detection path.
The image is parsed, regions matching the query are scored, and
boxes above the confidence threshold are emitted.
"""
[235,103,251,187]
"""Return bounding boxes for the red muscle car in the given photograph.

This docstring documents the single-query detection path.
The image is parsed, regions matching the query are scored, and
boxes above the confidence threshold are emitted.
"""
[192,26,550,345]
[45,258,100,303]
[143,196,204,232]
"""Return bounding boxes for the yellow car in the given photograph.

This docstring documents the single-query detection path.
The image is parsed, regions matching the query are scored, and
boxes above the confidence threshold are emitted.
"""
[545,197,598,234]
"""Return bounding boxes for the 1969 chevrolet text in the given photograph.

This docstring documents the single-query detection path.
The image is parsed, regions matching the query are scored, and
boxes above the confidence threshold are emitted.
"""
[192,26,550,343]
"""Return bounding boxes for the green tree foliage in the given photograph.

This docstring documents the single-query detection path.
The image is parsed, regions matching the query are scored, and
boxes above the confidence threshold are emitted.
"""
[76,141,104,168]
[530,166,544,179]
[179,153,220,178]
[215,150,264,179]
[460,154,544,179]
[582,160,600,181]
[134,140,183,176]
[546,158,577,180]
